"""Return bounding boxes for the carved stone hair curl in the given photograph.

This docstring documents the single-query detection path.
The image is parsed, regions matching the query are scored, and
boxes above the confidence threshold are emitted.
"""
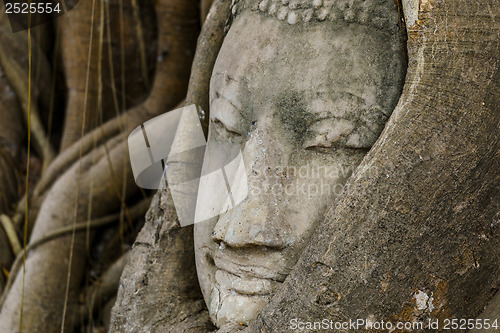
[229,0,400,32]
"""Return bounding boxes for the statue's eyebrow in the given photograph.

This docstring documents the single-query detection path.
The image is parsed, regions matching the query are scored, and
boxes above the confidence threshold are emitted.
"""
[313,90,368,104]
[210,72,244,117]
[211,72,239,87]
[305,90,375,120]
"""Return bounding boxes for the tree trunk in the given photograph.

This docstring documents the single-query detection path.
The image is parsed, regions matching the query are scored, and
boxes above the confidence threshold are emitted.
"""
[0,0,497,331]
[110,189,214,333]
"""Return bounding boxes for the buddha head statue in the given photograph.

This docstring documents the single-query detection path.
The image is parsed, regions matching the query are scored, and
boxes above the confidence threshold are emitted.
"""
[194,0,405,327]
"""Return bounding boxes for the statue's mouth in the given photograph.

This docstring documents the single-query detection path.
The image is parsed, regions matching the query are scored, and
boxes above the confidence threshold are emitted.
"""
[212,249,289,282]
[203,246,288,297]
[214,269,280,296]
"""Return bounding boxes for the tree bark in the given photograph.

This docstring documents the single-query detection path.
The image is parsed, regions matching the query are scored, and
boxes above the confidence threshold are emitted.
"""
[59,0,157,150]
[109,189,214,333]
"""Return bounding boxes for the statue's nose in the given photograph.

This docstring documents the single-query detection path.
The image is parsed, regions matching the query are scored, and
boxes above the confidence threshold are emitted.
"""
[211,198,288,248]
[211,118,290,249]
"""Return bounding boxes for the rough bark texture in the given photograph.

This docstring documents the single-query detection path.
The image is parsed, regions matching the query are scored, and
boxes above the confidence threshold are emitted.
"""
[109,190,214,333]
[59,0,157,149]
[241,0,500,331]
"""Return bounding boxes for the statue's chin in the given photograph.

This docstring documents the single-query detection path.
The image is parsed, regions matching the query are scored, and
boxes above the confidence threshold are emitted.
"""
[209,285,272,327]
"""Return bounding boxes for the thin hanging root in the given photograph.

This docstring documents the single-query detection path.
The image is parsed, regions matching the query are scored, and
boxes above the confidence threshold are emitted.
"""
[0,197,151,310]
[0,14,55,169]
[130,0,149,88]
[0,215,21,256]
[105,0,122,121]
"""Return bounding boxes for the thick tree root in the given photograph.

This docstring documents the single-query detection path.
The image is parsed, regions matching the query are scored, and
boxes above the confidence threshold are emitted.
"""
[0,197,150,310]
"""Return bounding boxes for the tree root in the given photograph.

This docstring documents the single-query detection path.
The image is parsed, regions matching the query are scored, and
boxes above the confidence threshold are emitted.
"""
[109,1,231,331]
[186,0,232,134]
[0,197,151,311]
[0,215,21,256]
[0,40,26,296]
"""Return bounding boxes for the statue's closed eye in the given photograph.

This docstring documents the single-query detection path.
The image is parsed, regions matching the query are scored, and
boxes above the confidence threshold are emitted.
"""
[303,105,389,153]
[212,117,243,138]
[303,118,362,153]
[210,92,246,139]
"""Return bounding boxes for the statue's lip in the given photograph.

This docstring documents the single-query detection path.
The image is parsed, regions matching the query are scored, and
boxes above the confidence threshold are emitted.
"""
[215,269,280,296]
[213,252,288,282]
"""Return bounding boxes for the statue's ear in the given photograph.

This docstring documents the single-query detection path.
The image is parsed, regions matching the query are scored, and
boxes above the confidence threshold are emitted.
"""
[244,0,500,331]
[186,0,232,138]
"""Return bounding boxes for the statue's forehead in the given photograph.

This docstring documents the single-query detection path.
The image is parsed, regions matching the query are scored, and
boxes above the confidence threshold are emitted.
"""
[211,2,404,120]
[229,0,400,32]
[218,4,400,77]
[213,16,389,103]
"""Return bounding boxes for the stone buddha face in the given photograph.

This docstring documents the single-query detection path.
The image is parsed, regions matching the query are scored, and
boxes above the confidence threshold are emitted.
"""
[194,1,404,327]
